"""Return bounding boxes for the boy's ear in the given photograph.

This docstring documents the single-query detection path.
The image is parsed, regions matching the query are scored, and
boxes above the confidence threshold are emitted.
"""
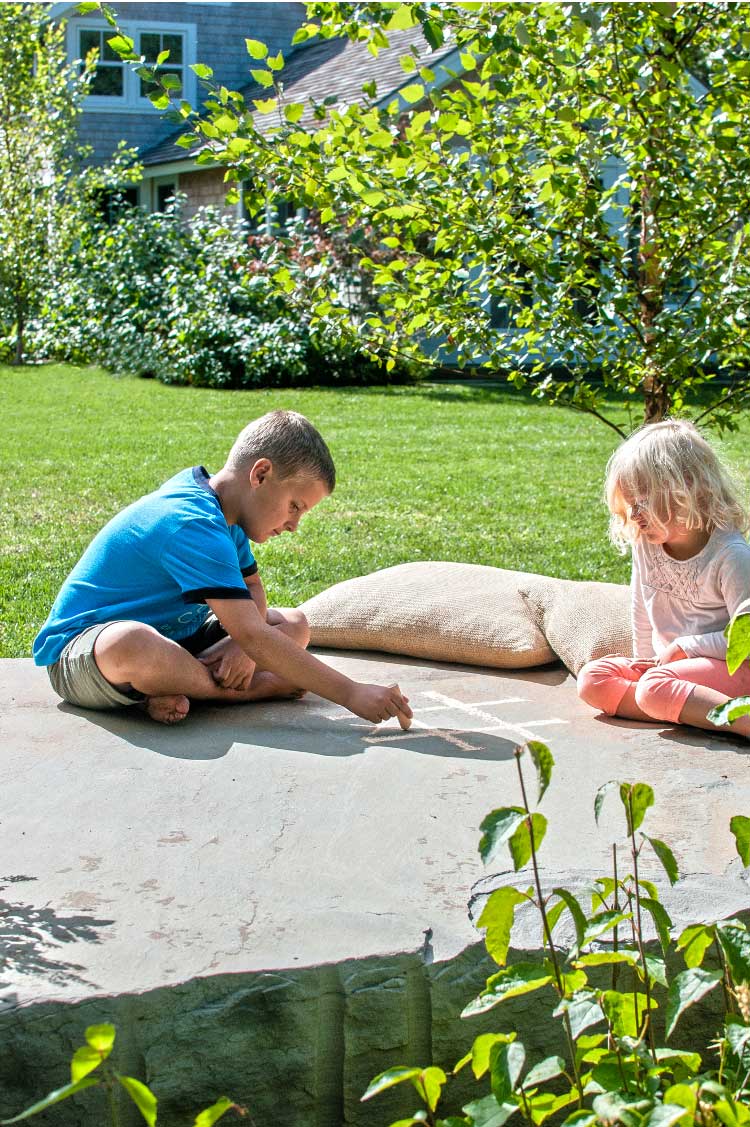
[248,458,273,488]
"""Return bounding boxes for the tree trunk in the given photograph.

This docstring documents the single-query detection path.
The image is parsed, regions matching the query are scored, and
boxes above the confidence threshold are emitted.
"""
[14,298,24,366]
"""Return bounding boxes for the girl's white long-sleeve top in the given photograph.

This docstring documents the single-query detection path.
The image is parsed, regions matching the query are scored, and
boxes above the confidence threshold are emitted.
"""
[631,529,750,660]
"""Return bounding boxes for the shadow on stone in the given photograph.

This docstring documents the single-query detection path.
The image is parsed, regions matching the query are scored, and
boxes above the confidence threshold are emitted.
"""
[59,700,520,762]
[0,876,114,993]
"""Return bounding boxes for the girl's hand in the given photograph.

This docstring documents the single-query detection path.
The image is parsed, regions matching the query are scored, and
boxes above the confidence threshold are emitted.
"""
[656,641,688,666]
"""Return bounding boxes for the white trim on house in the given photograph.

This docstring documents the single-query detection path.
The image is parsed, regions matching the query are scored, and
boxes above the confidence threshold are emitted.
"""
[64,14,197,113]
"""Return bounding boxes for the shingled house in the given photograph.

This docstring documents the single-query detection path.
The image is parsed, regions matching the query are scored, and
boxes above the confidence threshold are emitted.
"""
[50,1,459,221]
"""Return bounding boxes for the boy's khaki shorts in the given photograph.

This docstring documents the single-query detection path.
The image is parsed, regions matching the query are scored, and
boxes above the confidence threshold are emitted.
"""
[47,615,228,711]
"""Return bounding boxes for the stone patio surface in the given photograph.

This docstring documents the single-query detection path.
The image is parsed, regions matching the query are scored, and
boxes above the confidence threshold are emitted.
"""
[2,651,750,1125]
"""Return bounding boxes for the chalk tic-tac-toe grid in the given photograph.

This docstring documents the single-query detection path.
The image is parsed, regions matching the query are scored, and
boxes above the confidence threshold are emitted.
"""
[326,690,569,753]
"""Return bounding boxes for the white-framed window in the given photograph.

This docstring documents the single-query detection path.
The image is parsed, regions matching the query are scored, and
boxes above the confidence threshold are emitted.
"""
[68,18,197,112]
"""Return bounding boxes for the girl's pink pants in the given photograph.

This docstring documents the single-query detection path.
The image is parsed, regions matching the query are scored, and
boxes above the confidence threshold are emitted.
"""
[577,654,750,724]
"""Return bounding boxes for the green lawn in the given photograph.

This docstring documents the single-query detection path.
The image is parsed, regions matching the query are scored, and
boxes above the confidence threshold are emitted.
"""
[3,363,750,659]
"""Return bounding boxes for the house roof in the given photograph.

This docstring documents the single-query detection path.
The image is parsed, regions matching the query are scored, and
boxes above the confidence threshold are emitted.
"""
[140,26,459,169]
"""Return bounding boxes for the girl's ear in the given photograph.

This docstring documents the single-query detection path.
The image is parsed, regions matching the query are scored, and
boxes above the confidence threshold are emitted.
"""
[249,458,273,488]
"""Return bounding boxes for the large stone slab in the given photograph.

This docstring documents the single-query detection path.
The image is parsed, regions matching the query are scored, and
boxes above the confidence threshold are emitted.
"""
[2,652,750,1125]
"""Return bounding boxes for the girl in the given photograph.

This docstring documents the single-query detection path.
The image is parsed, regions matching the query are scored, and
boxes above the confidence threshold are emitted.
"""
[578,418,750,738]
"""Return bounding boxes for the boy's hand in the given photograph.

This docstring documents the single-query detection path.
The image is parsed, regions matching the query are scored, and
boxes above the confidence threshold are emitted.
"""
[346,682,412,728]
[199,639,256,691]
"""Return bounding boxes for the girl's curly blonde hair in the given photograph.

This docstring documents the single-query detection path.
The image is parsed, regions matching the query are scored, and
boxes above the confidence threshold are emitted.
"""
[606,418,749,551]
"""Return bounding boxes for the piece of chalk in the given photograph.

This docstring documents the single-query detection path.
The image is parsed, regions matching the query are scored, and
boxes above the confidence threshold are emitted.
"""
[389,684,412,730]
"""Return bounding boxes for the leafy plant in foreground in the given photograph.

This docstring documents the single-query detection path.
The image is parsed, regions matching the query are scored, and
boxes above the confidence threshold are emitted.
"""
[364,743,750,1126]
[0,1023,245,1127]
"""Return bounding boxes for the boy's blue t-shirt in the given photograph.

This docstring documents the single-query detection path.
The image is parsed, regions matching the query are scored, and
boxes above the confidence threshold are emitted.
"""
[33,467,256,666]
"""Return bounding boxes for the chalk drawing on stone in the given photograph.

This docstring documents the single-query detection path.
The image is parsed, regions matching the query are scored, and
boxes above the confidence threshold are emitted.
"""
[325,689,570,753]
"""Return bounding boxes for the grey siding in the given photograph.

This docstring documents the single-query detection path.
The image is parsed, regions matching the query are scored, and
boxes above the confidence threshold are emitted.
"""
[72,2,305,165]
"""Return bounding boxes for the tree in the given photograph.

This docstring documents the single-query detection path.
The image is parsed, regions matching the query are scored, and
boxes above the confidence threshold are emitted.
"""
[109,2,750,434]
[0,4,137,364]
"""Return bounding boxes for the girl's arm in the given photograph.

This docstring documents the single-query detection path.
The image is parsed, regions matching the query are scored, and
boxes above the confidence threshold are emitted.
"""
[631,553,655,659]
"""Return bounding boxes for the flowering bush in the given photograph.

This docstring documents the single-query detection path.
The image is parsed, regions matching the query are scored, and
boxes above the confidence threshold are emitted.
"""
[26,199,417,388]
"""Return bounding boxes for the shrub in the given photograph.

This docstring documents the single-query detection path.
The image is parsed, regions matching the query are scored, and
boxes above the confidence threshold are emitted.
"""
[27,199,417,388]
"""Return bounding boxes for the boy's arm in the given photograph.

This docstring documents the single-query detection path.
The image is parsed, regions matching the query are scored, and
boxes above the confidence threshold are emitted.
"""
[245,570,268,621]
[207,595,412,725]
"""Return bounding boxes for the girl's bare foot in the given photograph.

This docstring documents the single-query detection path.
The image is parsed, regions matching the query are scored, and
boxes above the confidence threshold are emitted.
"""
[144,694,190,724]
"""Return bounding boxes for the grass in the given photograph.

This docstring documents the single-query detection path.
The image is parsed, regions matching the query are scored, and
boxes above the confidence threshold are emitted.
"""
[3,362,750,659]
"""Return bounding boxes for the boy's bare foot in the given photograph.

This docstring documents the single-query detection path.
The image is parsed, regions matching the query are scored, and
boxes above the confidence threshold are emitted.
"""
[144,694,190,724]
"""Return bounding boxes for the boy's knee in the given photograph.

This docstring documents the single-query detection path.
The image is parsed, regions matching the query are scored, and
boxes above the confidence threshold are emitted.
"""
[94,620,166,671]
[287,608,311,648]
[272,606,310,648]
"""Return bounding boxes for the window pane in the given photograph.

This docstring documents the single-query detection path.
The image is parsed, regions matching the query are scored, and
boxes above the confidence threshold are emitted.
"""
[162,33,183,63]
[141,32,160,61]
[91,65,123,96]
[79,29,100,55]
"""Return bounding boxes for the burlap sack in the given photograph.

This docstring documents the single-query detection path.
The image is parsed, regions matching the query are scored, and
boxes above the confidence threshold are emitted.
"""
[519,575,632,675]
[300,561,555,669]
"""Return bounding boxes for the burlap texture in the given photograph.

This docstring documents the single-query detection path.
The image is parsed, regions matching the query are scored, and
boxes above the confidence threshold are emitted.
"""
[301,561,555,669]
[519,574,632,675]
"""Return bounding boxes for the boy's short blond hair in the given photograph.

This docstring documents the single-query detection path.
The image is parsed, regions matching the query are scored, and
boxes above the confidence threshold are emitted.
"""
[606,418,748,550]
[226,410,335,492]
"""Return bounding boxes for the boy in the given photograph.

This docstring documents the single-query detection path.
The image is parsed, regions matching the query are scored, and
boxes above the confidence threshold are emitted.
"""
[33,410,412,729]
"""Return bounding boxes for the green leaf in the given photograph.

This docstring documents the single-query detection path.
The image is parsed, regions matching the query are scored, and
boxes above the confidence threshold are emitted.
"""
[160,74,181,91]
[730,816,750,866]
[251,69,274,89]
[527,741,554,802]
[361,1067,422,1101]
[0,1078,99,1124]
[193,1098,237,1127]
[640,897,673,955]
[594,780,619,825]
[620,782,654,833]
[245,38,268,59]
[581,910,632,946]
[665,967,723,1038]
[642,835,679,885]
[284,103,304,124]
[717,922,750,984]
[491,1041,526,1103]
[554,989,605,1038]
[415,1066,446,1112]
[478,807,526,865]
[463,1094,518,1127]
[708,697,750,727]
[400,84,425,104]
[677,924,715,968]
[464,1033,515,1080]
[601,989,653,1038]
[726,612,750,674]
[117,1077,157,1127]
[214,114,239,133]
[85,1025,115,1053]
[76,1,99,11]
[644,1105,692,1127]
[550,888,587,955]
[462,963,553,1017]
[478,886,529,966]
[522,1056,565,1089]
[267,51,284,73]
[509,813,547,870]
[106,34,134,57]
[253,98,277,114]
[191,63,213,79]
[386,6,418,31]
[71,1046,107,1083]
